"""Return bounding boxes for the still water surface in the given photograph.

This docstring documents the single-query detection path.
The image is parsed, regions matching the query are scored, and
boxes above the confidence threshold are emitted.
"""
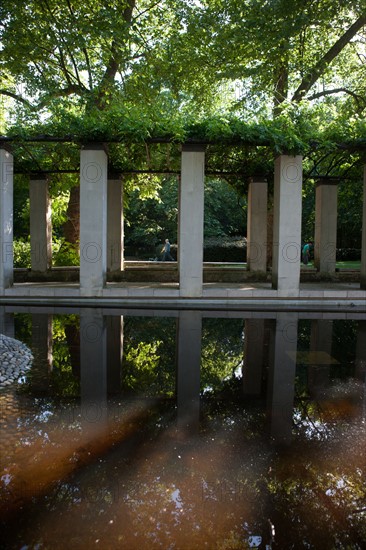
[1,308,365,549]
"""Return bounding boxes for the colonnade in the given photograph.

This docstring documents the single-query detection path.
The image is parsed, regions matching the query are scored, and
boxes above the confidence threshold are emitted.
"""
[1,145,366,296]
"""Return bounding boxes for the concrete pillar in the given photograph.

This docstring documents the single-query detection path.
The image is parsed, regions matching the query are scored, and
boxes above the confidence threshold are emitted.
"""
[80,309,107,424]
[314,179,338,273]
[179,145,205,297]
[29,176,52,272]
[176,311,202,431]
[247,178,268,272]
[267,314,298,443]
[243,319,266,395]
[0,148,13,291]
[107,177,124,272]
[106,315,123,394]
[272,155,302,291]
[361,167,366,289]
[79,145,108,295]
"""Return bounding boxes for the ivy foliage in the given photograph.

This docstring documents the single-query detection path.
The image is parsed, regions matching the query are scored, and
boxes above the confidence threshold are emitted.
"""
[4,107,366,157]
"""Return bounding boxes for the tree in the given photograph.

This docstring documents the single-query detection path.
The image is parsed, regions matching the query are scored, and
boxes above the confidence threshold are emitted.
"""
[123,176,246,253]
[165,0,366,118]
[0,1,157,111]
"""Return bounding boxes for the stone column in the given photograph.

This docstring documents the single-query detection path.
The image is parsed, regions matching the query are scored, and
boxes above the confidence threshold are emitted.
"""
[272,155,302,291]
[176,311,202,431]
[29,176,52,272]
[361,167,366,289]
[179,145,205,297]
[267,314,298,443]
[79,145,108,295]
[243,319,266,395]
[247,178,268,272]
[0,148,13,291]
[107,176,124,272]
[314,179,338,273]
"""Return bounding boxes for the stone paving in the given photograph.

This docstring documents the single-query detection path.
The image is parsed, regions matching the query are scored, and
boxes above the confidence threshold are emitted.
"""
[0,334,33,389]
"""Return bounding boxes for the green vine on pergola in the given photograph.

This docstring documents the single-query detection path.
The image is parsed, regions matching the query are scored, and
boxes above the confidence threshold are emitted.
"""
[2,114,366,186]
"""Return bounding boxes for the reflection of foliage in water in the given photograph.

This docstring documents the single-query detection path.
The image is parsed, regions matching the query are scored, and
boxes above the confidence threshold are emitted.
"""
[121,316,176,397]
[121,316,245,397]
[14,313,32,346]
[265,419,366,548]
[288,319,366,547]
[50,315,80,397]
[14,313,80,398]
[201,318,244,394]
[332,319,358,377]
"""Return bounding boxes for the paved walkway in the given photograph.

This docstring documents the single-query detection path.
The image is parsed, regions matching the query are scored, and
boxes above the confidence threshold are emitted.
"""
[1,280,365,312]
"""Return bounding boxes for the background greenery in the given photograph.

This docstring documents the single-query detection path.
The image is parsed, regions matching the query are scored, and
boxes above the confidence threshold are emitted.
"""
[1,1,365,264]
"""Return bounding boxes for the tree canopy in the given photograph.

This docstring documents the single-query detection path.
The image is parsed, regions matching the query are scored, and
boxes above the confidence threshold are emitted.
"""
[1,1,365,152]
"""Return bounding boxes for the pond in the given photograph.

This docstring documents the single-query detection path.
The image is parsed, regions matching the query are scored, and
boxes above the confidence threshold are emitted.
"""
[0,308,365,549]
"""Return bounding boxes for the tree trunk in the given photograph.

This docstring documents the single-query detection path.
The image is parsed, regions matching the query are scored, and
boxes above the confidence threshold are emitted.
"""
[273,42,289,116]
[62,186,80,246]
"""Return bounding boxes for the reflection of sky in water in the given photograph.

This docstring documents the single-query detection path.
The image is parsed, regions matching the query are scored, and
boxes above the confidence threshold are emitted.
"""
[1,473,12,487]
[171,488,183,509]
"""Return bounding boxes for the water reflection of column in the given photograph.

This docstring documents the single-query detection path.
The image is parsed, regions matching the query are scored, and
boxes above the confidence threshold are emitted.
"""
[107,315,123,394]
[267,314,298,443]
[355,321,366,421]
[308,320,333,398]
[243,319,266,396]
[80,310,107,425]
[31,314,53,391]
[0,307,14,338]
[176,311,202,431]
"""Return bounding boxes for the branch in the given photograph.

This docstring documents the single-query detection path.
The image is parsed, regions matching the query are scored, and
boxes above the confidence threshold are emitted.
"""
[351,507,366,515]
[133,0,162,21]
[65,0,93,89]
[0,83,90,112]
[95,1,136,109]
[292,15,366,102]
[37,84,90,108]
[307,87,366,104]
[0,90,35,108]
[41,0,86,90]
[83,48,94,90]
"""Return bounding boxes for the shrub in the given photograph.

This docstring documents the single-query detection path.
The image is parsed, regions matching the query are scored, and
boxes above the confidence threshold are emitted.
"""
[53,238,79,266]
[203,237,247,262]
[13,238,31,268]
[336,248,361,261]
